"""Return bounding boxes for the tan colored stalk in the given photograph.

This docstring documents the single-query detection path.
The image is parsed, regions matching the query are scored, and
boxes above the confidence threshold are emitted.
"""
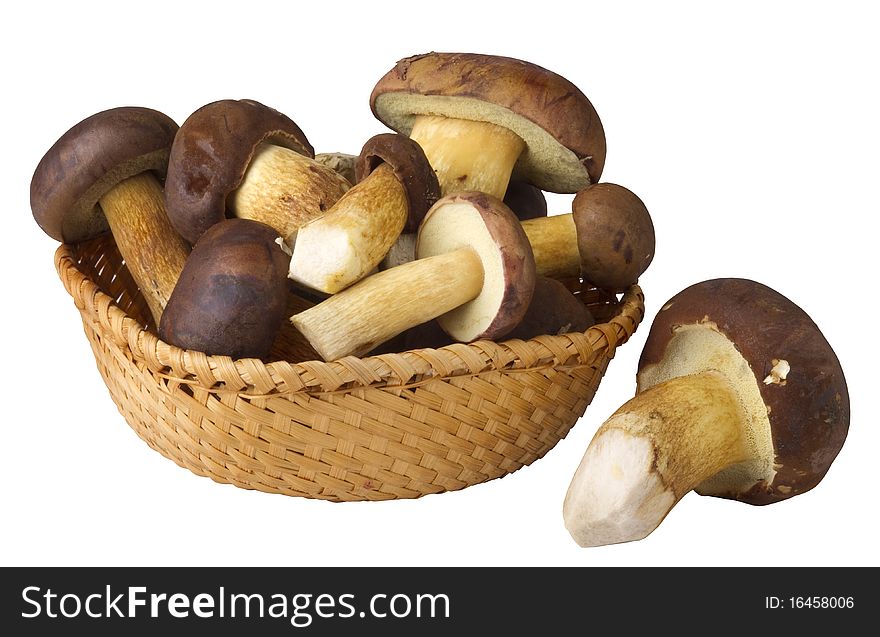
[290,248,483,361]
[97,172,189,324]
[408,115,525,199]
[563,371,751,547]
[230,143,350,240]
[288,164,408,293]
[520,214,580,278]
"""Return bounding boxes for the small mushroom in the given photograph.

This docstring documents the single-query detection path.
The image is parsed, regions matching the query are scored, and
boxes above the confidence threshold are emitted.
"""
[288,133,440,293]
[158,218,290,360]
[378,181,653,292]
[504,276,594,341]
[314,152,358,186]
[30,106,190,325]
[290,192,535,361]
[563,278,850,547]
[371,52,605,199]
[164,99,350,245]
[521,183,655,291]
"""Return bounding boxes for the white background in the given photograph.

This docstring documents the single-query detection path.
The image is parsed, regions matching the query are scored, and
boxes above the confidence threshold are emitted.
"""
[3,1,877,567]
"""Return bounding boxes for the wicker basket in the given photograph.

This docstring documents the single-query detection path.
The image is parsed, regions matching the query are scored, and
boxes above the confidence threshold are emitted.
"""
[53,233,644,502]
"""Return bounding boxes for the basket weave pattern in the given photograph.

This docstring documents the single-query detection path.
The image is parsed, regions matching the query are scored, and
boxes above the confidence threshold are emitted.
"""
[54,234,644,501]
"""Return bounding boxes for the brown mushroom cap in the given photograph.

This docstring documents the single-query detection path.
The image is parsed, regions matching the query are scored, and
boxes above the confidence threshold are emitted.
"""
[503,181,547,221]
[416,192,536,342]
[164,99,314,245]
[573,183,655,291]
[158,218,290,360]
[31,106,178,242]
[504,275,594,341]
[637,278,849,505]
[370,52,606,193]
[355,133,441,232]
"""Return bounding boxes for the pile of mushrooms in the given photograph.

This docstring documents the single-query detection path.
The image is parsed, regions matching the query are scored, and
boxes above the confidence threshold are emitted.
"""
[32,52,845,543]
[31,52,656,362]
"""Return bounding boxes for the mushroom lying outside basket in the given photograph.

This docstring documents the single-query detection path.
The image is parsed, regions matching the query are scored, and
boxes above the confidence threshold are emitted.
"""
[54,233,643,501]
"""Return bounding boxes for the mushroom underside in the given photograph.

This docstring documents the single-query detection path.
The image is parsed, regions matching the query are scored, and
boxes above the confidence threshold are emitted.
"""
[637,323,777,496]
[374,93,590,193]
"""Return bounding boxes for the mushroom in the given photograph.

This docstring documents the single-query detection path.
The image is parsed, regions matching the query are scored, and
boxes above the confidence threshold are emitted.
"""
[30,106,190,325]
[563,278,850,547]
[504,181,548,221]
[381,181,653,292]
[164,99,350,245]
[374,274,591,355]
[288,133,440,294]
[521,183,655,290]
[370,52,606,199]
[158,218,290,360]
[314,152,358,186]
[290,192,535,361]
[504,275,594,341]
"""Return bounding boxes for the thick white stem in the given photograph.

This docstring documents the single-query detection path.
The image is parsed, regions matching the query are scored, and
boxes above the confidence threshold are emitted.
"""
[288,164,407,293]
[563,371,751,547]
[290,247,483,360]
[230,144,350,240]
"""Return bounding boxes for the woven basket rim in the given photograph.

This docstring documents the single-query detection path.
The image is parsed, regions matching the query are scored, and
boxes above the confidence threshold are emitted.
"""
[54,242,645,397]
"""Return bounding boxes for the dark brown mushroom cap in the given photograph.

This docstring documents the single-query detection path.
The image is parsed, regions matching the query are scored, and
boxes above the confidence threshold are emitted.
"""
[504,275,594,340]
[355,133,441,232]
[638,278,850,505]
[370,52,606,192]
[164,99,314,245]
[503,181,547,221]
[31,106,178,242]
[573,183,655,292]
[158,218,290,360]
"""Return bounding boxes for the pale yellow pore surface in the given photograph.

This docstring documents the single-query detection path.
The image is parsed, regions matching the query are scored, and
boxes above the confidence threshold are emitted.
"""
[417,201,503,342]
[521,214,580,278]
[230,144,350,240]
[564,371,751,547]
[409,115,525,199]
[289,164,408,293]
[636,323,777,495]
[98,172,189,325]
[290,248,483,361]
[375,93,591,193]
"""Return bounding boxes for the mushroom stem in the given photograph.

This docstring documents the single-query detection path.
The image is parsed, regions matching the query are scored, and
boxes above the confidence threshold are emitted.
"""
[229,143,350,240]
[290,247,483,361]
[563,370,752,547]
[409,114,525,199]
[521,214,580,279]
[97,172,189,324]
[288,163,408,293]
